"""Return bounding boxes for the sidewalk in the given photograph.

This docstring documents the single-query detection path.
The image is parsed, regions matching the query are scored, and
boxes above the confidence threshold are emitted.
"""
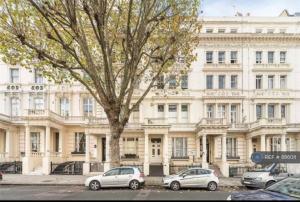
[0,174,243,187]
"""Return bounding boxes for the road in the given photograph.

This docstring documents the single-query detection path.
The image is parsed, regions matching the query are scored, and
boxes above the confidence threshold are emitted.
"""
[0,185,240,200]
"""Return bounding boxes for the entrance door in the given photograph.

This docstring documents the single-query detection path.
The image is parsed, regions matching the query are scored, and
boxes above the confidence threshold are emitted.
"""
[102,137,106,162]
[55,132,59,152]
[150,138,162,163]
[206,142,210,163]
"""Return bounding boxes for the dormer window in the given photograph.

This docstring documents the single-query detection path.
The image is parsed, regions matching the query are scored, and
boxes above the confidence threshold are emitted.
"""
[255,29,263,33]
[218,29,225,33]
[230,29,237,33]
[206,28,213,33]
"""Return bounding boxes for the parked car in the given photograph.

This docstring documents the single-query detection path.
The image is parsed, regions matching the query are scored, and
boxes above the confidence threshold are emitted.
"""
[162,167,219,191]
[228,176,300,200]
[241,163,290,189]
[85,167,145,191]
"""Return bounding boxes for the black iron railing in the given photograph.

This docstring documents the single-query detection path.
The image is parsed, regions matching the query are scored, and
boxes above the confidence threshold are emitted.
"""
[0,161,22,174]
[50,161,83,175]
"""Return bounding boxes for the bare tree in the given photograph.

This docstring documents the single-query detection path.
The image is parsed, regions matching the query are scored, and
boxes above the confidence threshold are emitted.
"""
[0,0,201,167]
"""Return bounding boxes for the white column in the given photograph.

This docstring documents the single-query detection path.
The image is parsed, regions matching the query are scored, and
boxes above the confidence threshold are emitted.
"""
[5,129,11,158]
[221,134,227,163]
[85,133,90,162]
[163,133,169,175]
[83,132,91,175]
[177,104,181,123]
[247,137,253,163]
[45,126,51,157]
[42,125,51,175]
[104,133,111,171]
[196,134,200,160]
[220,133,229,177]
[202,134,208,168]
[281,133,287,151]
[266,136,270,151]
[144,132,149,176]
[260,134,266,151]
[58,130,63,156]
[25,125,30,157]
[265,104,268,119]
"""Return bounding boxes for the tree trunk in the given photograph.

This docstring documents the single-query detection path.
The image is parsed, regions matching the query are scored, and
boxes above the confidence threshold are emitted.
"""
[109,125,122,168]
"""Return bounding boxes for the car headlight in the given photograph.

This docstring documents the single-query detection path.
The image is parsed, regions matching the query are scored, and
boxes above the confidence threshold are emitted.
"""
[226,195,231,200]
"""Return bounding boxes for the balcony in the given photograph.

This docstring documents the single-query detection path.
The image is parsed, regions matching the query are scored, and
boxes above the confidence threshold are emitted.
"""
[203,63,242,72]
[198,118,228,126]
[249,118,286,129]
[252,63,292,72]
[203,89,243,98]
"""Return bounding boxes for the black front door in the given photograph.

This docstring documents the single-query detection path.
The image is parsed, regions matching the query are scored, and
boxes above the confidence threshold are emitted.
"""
[102,137,106,162]
[207,142,210,163]
[55,132,59,152]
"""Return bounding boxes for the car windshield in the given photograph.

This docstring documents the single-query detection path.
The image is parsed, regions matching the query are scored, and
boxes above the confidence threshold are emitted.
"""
[177,169,190,176]
[254,163,276,172]
[266,178,300,199]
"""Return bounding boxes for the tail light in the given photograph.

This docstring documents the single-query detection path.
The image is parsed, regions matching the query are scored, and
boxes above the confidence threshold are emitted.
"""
[140,172,145,177]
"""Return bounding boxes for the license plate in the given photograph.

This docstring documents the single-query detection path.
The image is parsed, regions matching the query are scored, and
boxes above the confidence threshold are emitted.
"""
[244,181,251,184]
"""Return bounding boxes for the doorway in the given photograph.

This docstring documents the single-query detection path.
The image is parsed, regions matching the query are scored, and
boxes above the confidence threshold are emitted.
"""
[150,138,162,164]
[102,137,106,162]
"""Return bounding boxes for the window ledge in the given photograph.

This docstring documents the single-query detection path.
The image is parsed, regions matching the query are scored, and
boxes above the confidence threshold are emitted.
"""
[171,156,190,160]
[71,151,86,155]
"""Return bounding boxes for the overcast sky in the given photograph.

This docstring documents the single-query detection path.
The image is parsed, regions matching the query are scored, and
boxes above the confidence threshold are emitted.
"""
[201,0,300,16]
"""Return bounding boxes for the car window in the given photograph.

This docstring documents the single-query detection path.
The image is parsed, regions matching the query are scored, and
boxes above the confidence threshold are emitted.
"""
[120,168,134,175]
[267,178,300,199]
[104,168,119,176]
[197,169,211,175]
[183,169,197,176]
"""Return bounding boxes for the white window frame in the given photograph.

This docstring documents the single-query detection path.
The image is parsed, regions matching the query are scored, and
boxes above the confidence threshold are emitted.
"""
[172,137,188,158]
[34,69,43,84]
[207,104,214,118]
[10,68,19,83]
[256,104,262,120]
[268,75,274,89]
[226,137,237,157]
[168,104,177,123]
[60,97,70,117]
[218,51,225,64]
[218,75,225,89]
[34,97,44,110]
[83,98,93,117]
[230,51,237,64]
[31,132,40,152]
[280,51,286,64]
[74,132,86,153]
[256,75,263,89]
[256,51,262,64]
[123,137,138,156]
[231,75,238,89]
[218,104,226,118]
[268,104,275,119]
[11,97,20,116]
[206,75,213,89]
[206,51,213,64]
[230,105,237,123]
[280,75,287,89]
[181,104,189,123]
[268,51,274,64]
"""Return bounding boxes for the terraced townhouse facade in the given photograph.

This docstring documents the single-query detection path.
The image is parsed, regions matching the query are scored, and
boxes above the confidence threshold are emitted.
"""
[1,11,300,177]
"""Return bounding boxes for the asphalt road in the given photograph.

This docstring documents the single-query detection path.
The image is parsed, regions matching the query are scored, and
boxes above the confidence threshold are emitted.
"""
[0,185,238,200]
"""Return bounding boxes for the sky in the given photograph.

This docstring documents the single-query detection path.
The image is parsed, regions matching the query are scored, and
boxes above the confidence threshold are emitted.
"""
[201,0,300,16]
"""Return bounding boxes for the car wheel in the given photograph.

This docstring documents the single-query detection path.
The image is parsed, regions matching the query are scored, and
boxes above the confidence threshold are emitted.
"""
[129,180,140,190]
[89,180,101,191]
[170,181,180,191]
[207,181,217,191]
[266,181,276,188]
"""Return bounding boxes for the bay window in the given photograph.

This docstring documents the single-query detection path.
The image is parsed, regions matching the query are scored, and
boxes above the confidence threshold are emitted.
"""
[83,98,93,117]
[168,104,177,123]
[74,132,85,153]
[226,137,238,158]
[123,137,138,158]
[31,132,40,152]
[172,137,188,158]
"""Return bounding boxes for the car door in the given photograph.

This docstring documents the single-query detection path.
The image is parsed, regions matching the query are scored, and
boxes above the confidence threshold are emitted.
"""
[179,169,198,187]
[119,168,134,186]
[101,168,120,187]
[197,169,211,187]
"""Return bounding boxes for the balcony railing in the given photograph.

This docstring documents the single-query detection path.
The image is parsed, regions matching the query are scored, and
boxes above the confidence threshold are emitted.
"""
[0,152,7,159]
[252,63,292,72]
[249,118,286,129]
[198,118,228,125]
[31,152,44,157]
[203,63,242,71]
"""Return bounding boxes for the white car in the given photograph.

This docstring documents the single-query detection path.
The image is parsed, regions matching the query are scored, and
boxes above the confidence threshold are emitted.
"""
[85,167,145,191]
[162,167,219,191]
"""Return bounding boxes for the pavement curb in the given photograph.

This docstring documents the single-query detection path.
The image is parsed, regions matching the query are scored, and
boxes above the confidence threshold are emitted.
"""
[0,183,244,187]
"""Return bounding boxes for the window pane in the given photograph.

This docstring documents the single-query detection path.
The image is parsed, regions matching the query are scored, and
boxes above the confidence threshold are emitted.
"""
[206,52,213,63]
[181,75,188,89]
[256,105,262,119]
[268,52,274,64]
[157,75,164,89]
[218,75,225,89]
[268,105,275,118]
[168,75,176,89]
[280,52,286,63]
[231,75,237,89]
[256,52,262,64]
[206,75,213,89]
[218,52,225,64]
[230,51,237,64]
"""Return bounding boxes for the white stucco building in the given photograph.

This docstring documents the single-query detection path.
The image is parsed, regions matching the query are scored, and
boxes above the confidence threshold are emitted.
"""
[1,11,300,177]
